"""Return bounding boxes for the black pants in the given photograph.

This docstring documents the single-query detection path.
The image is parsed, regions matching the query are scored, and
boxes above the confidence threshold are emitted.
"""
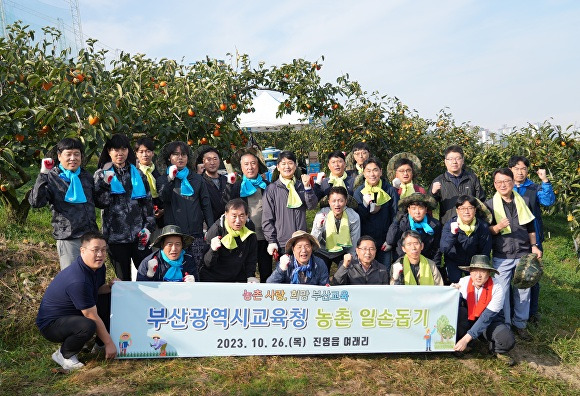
[456,306,515,354]
[314,251,346,274]
[39,293,111,358]
[257,240,273,282]
[108,242,151,281]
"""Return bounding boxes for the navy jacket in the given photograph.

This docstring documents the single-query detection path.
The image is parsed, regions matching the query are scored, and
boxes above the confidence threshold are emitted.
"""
[353,178,399,245]
[439,216,492,268]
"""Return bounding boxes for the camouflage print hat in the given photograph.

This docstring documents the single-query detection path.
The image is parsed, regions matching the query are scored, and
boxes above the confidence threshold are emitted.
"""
[512,253,543,289]
[398,192,438,212]
[459,254,498,275]
[387,152,422,181]
[473,197,493,224]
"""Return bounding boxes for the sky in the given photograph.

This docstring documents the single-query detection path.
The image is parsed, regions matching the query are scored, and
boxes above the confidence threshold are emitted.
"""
[9,0,580,131]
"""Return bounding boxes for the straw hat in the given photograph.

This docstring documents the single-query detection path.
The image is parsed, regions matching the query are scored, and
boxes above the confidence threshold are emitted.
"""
[285,230,320,253]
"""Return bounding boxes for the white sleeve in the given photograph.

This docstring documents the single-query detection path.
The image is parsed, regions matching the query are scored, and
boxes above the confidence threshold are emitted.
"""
[487,282,504,313]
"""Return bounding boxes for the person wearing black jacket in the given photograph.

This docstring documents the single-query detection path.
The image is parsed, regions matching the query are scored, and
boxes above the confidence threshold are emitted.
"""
[135,137,164,229]
[385,192,442,269]
[196,146,228,221]
[136,225,198,282]
[200,199,258,283]
[430,145,485,225]
[224,148,272,282]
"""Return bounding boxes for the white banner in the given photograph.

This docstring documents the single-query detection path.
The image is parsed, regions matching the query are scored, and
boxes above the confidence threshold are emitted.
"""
[111,282,459,358]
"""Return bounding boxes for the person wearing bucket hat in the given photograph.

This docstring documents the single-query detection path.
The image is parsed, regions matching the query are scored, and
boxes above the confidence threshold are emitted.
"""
[390,231,444,286]
[29,138,105,270]
[200,199,259,283]
[486,168,541,341]
[262,151,319,258]
[387,153,426,198]
[94,134,155,281]
[224,148,272,282]
[313,151,356,201]
[266,230,329,285]
[136,225,197,282]
[354,157,399,273]
[385,192,442,271]
[311,186,361,272]
[156,141,214,266]
[440,195,492,284]
[429,145,486,225]
[451,255,516,365]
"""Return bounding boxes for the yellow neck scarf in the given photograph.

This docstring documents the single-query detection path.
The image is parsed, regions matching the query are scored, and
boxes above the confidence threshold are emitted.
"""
[400,182,414,198]
[356,164,363,175]
[139,163,158,198]
[403,255,435,285]
[221,221,255,250]
[492,191,535,235]
[329,173,347,189]
[280,177,303,208]
[325,210,352,252]
[361,179,391,206]
[458,217,477,236]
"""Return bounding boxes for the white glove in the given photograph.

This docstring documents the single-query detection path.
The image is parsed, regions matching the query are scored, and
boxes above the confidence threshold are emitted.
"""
[392,262,403,278]
[103,170,115,184]
[381,242,391,252]
[247,277,259,283]
[392,177,401,189]
[315,172,325,185]
[450,221,459,235]
[267,242,278,256]
[137,228,151,247]
[210,236,222,251]
[279,254,291,271]
[40,158,54,174]
[362,194,373,207]
[431,181,441,195]
[183,274,196,282]
[146,258,158,278]
[313,213,326,229]
[370,202,381,214]
[301,174,312,189]
[168,165,178,181]
[226,172,237,184]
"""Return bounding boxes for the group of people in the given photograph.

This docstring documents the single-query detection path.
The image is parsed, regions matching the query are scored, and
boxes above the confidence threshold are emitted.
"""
[33,136,554,370]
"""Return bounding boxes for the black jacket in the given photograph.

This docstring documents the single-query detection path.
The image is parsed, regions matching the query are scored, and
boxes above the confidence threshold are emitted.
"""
[200,216,257,282]
[202,173,228,222]
[430,170,485,224]
[29,167,104,240]
[157,171,213,238]
[386,214,442,267]
[440,215,492,268]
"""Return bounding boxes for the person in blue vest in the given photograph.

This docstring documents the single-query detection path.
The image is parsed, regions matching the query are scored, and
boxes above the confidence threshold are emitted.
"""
[508,156,555,323]
[36,231,117,371]
[354,157,399,273]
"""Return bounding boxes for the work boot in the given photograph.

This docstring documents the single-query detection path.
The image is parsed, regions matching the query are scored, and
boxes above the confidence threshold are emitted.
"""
[496,352,516,366]
[513,326,532,341]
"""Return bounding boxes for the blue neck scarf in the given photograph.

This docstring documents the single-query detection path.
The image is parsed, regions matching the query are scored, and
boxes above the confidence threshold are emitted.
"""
[409,214,434,235]
[240,175,267,198]
[58,165,87,204]
[290,256,313,284]
[109,164,147,199]
[170,167,194,196]
[160,250,185,282]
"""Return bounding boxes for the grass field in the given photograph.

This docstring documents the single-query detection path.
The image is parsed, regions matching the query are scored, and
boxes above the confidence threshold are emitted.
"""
[0,207,578,395]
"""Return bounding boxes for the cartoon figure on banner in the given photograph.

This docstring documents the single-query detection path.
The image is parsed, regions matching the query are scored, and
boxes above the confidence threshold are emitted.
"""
[150,334,168,356]
[423,326,437,351]
[118,332,132,355]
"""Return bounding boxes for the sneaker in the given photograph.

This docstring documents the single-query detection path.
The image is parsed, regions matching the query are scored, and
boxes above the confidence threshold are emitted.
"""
[91,343,105,354]
[513,326,532,341]
[52,349,85,371]
[496,353,516,366]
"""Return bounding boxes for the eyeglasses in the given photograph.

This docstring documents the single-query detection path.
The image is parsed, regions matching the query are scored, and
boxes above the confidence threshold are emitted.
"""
[357,247,376,252]
[403,241,422,247]
[396,168,413,174]
[171,152,187,158]
[457,206,475,212]
[494,180,513,186]
[445,157,463,163]
[84,247,107,255]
